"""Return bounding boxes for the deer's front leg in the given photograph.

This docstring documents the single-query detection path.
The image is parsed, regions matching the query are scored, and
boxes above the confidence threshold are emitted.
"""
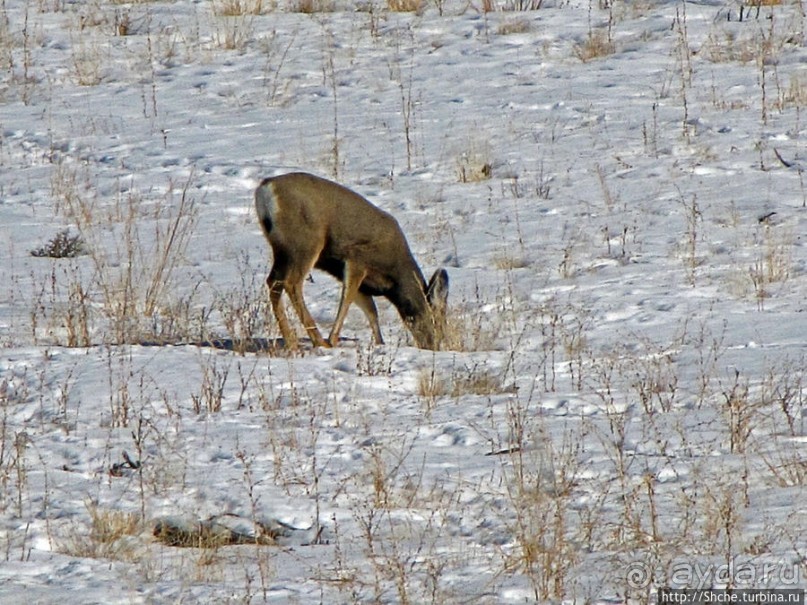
[328,263,367,347]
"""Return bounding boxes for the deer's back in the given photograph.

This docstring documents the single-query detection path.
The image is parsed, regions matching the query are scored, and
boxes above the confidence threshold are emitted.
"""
[258,173,414,272]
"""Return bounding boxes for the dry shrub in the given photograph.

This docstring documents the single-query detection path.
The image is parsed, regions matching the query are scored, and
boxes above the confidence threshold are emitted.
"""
[455,137,494,183]
[89,507,141,543]
[502,0,543,10]
[747,223,793,309]
[493,252,531,271]
[418,370,449,399]
[457,154,492,183]
[780,74,807,108]
[290,0,335,13]
[31,229,87,258]
[71,34,104,86]
[441,306,499,352]
[387,0,423,12]
[499,437,581,600]
[700,30,760,64]
[46,163,200,345]
[451,370,504,396]
[761,446,807,487]
[573,28,615,62]
[214,0,266,15]
[59,504,142,560]
[418,366,505,399]
[497,18,531,35]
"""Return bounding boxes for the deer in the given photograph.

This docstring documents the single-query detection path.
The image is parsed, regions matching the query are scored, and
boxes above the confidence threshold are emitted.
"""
[255,172,449,350]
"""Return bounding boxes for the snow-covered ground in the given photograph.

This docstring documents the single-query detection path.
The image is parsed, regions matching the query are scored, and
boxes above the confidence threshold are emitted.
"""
[1,0,806,602]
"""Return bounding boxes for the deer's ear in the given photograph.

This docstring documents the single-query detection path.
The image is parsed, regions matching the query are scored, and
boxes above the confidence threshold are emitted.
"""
[426,269,449,308]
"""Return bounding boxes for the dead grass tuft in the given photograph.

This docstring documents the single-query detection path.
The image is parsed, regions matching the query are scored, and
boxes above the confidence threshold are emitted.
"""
[214,0,267,16]
[700,30,760,64]
[40,163,200,346]
[58,503,142,561]
[573,28,615,62]
[418,365,506,399]
[387,0,423,12]
[441,306,499,352]
[289,0,335,13]
[497,18,531,35]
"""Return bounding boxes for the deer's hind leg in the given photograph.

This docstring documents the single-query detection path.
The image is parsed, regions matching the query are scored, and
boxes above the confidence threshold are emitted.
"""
[268,250,328,348]
[266,258,298,348]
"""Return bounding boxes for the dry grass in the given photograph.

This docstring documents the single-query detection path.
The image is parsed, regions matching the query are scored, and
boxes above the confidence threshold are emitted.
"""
[478,0,543,11]
[289,0,335,13]
[456,143,493,183]
[418,366,505,399]
[502,0,543,10]
[497,18,531,35]
[745,222,793,309]
[440,305,500,353]
[700,30,761,64]
[573,28,615,62]
[502,457,578,599]
[387,0,423,12]
[214,0,267,16]
[781,74,807,108]
[58,503,142,560]
[493,251,531,271]
[70,34,104,86]
[211,11,257,50]
[39,163,200,346]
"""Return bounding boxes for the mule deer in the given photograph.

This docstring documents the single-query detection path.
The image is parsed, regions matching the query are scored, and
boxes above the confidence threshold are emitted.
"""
[255,172,448,350]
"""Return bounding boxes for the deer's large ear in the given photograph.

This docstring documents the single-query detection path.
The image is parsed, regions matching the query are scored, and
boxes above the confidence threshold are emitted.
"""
[426,269,449,309]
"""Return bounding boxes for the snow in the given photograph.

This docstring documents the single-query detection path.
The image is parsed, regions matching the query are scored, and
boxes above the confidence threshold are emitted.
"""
[1,0,806,602]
